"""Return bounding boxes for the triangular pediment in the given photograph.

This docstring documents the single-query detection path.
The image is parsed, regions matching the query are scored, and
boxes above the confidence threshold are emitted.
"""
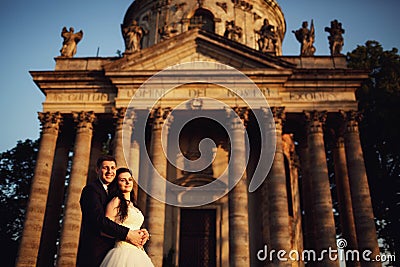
[103,29,295,71]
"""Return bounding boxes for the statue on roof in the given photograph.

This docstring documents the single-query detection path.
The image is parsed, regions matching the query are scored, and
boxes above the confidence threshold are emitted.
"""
[122,20,145,53]
[293,20,316,56]
[325,19,345,56]
[255,18,277,54]
[60,27,83,57]
[224,20,243,42]
[159,23,178,41]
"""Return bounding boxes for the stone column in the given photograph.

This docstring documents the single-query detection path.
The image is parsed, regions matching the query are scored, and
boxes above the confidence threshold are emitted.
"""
[227,107,250,267]
[266,107,291,266]
[137,147,150,214]
[37,131,71,267]
[261,177,270,260]
[113,108,138,198]
[146,107,171,267]
[284,135,304,263]
[87,128,106,183]
[135,110,150,214]
[129,140,140,184]
[297,139,315,254]
[341,111,380,266]
[305,111,338,267]
[56,111,96,267]
[260,109,270,255]
[113,107,135,167]
[332,136,359,267]
[16,112,62,267]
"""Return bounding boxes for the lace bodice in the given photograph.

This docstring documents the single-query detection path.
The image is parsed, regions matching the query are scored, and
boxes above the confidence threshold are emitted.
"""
[117,205,144,231]
[114,205,145,249]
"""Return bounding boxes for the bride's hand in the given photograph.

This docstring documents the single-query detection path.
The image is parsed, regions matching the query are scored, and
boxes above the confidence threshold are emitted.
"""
[140,228,150,245]
[126,229,144,246]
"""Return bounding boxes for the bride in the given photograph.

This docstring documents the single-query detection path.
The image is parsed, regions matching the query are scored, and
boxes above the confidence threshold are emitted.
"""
[100,167,154,267]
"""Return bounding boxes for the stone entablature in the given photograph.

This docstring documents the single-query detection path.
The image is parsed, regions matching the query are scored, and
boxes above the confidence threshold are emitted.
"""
[34,53,365,113]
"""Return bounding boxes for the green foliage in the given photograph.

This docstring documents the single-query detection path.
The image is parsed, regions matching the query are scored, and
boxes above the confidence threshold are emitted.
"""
[347,41,400,259]
[0,139,38,266]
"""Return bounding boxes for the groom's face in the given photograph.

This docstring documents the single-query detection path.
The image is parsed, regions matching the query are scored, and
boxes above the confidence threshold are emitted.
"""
[97,160,117,185]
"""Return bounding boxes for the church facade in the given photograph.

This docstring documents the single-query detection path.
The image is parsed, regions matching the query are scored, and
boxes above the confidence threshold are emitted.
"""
[17,1,380,267]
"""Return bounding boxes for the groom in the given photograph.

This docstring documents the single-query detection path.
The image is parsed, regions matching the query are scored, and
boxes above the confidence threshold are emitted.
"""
[77,155,144,267]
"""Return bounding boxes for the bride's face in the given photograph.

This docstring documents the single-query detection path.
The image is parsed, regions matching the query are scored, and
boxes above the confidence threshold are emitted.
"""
[117,172,134,193]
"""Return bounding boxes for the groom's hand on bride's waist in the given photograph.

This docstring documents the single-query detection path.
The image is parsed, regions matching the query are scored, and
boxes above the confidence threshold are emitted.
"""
[140,228,150,245]
[125,229,144,246]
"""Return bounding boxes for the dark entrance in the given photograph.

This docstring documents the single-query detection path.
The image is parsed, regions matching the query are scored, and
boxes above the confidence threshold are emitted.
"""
[179,209,216,267]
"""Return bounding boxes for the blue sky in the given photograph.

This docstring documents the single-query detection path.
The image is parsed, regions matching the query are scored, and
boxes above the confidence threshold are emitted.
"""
[0,0,399,152]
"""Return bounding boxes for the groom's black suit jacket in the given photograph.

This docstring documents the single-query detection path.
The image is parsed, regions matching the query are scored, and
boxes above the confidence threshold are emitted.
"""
[77,179,129,267]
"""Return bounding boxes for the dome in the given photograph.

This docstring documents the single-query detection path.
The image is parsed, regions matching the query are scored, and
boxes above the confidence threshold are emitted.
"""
[122,0,286,55]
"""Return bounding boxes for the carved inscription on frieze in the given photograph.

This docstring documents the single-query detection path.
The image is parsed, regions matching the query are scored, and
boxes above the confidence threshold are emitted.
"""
[47,92,113,102]
[288,91,337,101]
[120,87,277,99]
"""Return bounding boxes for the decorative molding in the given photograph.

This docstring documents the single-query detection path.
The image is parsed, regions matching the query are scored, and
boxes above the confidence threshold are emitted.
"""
[340,109,361,134]
[73,111,96,131]
[38,112,62,134]
[150,107,172,130]
[304,110,327,134]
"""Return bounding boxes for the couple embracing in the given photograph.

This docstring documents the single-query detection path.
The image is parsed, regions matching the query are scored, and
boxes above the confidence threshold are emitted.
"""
[77,155,154,267]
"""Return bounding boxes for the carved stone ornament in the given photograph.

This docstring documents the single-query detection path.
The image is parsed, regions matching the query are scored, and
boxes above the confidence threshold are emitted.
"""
[60,27,83,57]
[122,20,144,53]
[255,18,277,54]
[325,19,345,56]
[292,20,316,56]
[223,20,242,42]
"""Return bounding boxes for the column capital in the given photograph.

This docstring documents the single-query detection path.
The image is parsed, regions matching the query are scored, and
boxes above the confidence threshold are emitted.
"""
[150,107,172,130]
[226,106,248,129]
[259,106,285,132]
[340,110,362,134]
[304,110,327,134]
[113,107,136,130]
[271,106,286,122]
[38,111,62,134]
[271,106,285,131]
[73,111,96,131]
[334,136,345,148]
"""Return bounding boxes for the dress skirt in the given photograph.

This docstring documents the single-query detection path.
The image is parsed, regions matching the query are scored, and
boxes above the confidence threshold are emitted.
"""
[100,241,154,267]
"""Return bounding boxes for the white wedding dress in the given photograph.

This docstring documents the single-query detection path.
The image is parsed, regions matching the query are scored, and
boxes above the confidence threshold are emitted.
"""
[100,205,154,267]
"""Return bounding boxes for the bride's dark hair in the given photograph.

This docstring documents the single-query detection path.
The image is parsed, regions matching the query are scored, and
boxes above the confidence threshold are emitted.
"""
[108,167,137,222]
